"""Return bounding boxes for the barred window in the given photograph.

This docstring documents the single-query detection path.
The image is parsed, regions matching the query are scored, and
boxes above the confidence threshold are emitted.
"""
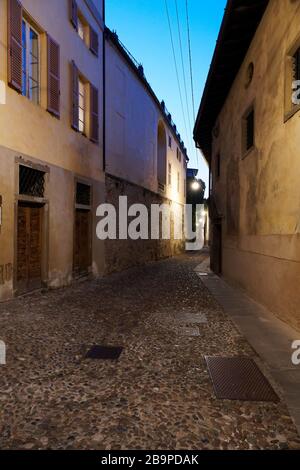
[19,165,45,198]
[76,182,91,206]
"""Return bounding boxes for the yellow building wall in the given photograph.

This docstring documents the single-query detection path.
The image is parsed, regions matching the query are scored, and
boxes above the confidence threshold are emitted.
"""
[0,0,105,299]
[212,0,300,330]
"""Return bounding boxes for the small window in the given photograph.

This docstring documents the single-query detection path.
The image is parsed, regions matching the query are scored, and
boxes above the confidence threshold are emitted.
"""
[22,19,40,104]
[78,16,85,41]
[168,136,172,148]
[177,148,182,162]
[177,172,180,193]
[292,49,300,83]
[19,165,45,198]
[76,182,91,206]
[78,78,86,134]
[242,107,255,155]
[168,163,172,186]
[291,48,300,110]
[285,44,300,117]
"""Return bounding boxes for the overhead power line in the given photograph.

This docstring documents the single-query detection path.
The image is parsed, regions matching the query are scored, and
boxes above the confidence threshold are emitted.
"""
[186,0,196,123]
[164,0,189,148]
[174,0,193,142]
[185,0,199,168]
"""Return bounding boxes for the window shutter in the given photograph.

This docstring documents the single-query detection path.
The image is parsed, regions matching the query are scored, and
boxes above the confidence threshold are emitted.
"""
[70,0,78,30]
[89,26,99,57]
[71,61,79,131]
[90,84,99,143]
[47,35,60,117]
[7,0,23,93]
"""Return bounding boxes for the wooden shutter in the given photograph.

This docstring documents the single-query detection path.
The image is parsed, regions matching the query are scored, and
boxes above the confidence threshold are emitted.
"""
[7,0,23,93]
[90,84,99,143]
[71,61,79,131]
[70,0,78,30]
[89,26,99,57]
[47,35,60,117]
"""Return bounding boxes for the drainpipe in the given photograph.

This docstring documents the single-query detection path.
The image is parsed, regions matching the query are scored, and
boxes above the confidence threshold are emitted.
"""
[102,0,106,172]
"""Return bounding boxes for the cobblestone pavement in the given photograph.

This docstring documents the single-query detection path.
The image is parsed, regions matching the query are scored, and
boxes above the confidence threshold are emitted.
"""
[0,253,299,450]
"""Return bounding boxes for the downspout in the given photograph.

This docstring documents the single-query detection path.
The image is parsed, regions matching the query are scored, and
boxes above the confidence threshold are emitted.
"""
[102,0,106,172]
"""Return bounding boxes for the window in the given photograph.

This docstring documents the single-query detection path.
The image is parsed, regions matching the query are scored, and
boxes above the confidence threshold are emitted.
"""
[292,48,300,84]
[177,172,180,193]
[77,16,85,41]
[284,43,300,119]
[19,165,45,198]
[168,163,172,186]
[22,19,40,104]
[168,136,172,148]
[76,182,91,206]
[70,1,98,56]
[78,78,86,134]
[177,148,182,162]
[242,107,255,155]
[71,62,99,142]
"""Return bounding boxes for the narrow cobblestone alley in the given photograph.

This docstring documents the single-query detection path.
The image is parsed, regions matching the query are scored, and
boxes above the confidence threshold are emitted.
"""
[0,253,299,450]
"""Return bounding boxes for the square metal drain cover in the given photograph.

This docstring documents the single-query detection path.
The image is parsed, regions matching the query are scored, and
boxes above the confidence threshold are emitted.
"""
[205,356,280,402]
[86,346,123,360]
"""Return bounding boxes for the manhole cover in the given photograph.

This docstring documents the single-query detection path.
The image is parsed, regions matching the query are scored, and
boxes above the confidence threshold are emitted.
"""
[205,356,280,402]
[86,346,123,360]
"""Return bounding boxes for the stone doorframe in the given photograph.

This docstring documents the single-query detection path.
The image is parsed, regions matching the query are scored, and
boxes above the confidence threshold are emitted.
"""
[13,157,50,296]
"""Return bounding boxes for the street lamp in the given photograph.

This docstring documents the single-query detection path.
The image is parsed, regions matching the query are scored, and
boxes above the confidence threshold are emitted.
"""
[191,180,201,191]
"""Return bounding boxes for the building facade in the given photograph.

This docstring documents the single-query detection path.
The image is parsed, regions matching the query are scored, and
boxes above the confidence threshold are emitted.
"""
[0,0,105,300]
[194,0,300,330]
[105,29,188,273]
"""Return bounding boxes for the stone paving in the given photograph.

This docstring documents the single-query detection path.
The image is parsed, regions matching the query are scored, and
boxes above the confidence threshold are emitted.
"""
[0,252,299,450]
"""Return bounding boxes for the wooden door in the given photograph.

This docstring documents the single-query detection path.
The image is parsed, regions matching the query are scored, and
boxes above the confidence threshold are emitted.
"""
[74,209,91,276]
[17,203,43,293]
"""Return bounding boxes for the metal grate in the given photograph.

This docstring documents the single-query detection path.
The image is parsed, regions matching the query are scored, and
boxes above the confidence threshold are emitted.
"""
[19,165,45,198]
[86,345,123,360]
[205,356,280,402]
[76,183,91,206]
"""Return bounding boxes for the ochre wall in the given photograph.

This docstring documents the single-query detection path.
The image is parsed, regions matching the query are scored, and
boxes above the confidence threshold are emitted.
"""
[211,0,300,330]
[0,0,105,299]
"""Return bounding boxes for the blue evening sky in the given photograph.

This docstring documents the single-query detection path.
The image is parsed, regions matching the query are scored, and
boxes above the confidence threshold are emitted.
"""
[106,0,227,193]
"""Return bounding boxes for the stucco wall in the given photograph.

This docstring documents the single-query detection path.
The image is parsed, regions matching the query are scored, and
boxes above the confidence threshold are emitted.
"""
[0,0,105,299]
[105,38,187,206]
[211,0,300,330]
[0,0,104,179]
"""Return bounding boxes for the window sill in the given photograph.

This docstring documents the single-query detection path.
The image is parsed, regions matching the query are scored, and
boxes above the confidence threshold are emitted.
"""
[284,104,300,123]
